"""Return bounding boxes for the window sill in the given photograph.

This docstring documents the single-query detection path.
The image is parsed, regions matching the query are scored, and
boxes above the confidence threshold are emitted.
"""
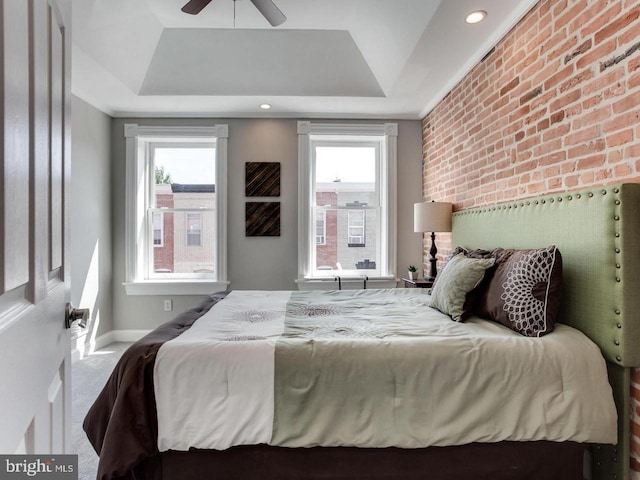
[295,276,398,291]
[123,280,230,296]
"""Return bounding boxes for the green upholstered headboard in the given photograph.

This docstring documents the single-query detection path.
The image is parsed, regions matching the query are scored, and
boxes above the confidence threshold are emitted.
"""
[452,183,640,367]
[452,183,640,480]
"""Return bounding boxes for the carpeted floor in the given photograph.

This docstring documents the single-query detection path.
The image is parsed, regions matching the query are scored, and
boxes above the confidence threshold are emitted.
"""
[72,343,131,480]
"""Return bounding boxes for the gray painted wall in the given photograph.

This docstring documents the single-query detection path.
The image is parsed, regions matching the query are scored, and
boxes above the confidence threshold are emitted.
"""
[70,96,113,347]
[111,118,423,331]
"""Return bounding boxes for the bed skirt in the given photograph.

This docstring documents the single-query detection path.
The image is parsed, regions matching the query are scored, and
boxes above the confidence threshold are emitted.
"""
[130,441,585,480]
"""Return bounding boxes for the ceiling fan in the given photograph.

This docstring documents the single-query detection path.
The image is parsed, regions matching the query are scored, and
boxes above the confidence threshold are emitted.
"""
[181,0,287,27]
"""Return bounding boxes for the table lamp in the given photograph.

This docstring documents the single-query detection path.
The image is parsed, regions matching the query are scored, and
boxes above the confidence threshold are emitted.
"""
[414,201,453,281]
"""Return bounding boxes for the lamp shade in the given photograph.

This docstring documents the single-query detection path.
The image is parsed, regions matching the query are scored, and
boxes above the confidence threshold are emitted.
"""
[414,202,452,233]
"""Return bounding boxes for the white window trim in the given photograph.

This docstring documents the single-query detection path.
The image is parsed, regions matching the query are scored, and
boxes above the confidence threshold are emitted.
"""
[123,124,229,295]
[296,121,397,289]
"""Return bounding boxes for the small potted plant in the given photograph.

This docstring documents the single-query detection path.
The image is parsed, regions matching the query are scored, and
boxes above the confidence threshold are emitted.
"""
[408,265,418,280]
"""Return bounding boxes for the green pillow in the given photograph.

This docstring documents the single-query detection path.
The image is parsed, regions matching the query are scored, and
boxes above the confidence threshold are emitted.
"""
[429,254,495,322]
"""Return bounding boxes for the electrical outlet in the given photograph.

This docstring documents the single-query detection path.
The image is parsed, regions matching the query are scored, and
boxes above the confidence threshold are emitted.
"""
[163,299,173,312]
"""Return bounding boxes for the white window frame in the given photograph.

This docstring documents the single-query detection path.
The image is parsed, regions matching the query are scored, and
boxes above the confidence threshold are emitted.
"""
[296,122,397,290]
[123,124,229,295]
[153,212,164,247]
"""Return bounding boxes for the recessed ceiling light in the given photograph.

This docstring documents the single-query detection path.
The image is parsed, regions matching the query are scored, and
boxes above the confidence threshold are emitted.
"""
[465,10,487,24]
[260,103,272,110]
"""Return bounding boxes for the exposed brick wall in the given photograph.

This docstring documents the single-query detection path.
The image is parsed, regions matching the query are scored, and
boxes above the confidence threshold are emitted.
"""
[421,0,640,476]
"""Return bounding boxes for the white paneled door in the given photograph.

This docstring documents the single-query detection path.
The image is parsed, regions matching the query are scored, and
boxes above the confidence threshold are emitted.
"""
[0,0,72,454]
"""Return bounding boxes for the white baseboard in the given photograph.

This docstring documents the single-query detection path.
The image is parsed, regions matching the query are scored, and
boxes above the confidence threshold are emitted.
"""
[72,329,150,362]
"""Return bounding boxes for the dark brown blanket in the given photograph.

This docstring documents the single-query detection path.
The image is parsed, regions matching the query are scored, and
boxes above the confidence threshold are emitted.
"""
[83,292,229,480]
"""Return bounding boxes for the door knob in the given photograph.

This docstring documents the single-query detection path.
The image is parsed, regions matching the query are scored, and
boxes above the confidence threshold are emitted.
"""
[65,303,89,329]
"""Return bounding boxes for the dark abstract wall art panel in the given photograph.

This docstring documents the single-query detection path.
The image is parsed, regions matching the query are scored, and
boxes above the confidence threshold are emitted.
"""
[245,202,281,237]
[245,162,281,197]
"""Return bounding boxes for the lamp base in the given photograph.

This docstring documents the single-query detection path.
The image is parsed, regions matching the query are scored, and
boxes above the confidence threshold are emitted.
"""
[428,232,439,279]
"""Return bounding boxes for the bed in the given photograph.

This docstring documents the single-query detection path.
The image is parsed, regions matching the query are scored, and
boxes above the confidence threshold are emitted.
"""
[84,183,640,480]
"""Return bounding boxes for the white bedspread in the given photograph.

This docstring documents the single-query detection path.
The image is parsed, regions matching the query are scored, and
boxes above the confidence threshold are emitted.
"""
[154,289,617,452]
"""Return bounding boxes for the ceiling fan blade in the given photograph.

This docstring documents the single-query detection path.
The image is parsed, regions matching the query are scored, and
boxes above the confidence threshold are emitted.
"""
[181,0,214,15]
[249,0,286,26]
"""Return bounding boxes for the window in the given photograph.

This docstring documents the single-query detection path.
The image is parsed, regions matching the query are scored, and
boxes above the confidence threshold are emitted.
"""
[297,122,397,289]
[347,210,365,246]
[124,124,229,295]
[186,213,202,246]
[153,212,164,247]
[315,211,326,245]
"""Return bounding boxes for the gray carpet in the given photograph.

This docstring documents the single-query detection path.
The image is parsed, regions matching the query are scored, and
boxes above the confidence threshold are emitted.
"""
[72,343,131,480]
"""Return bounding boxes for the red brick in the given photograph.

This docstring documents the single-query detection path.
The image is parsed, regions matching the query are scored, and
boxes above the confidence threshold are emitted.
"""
[565,126,601,146]
[542,123,571,142]
[619,14,640,48]
[537,118,550,132]
[613,90,640,114]
[614,163,633,177]
[603,110,640,133]
[595,167,613,182]
[576,38,617,70]
[539,151,567,166]
[577,154,606,170]
[626,143,640,158]
[568,139,606,159]
[547,35,579,64]
[564,174,580,187]
[550,89,581,112]
[550,110,565,125]
[594,6,640,45]
[583,66,625,95]
[579,2,622,38]
[582,94,602,110]
[559,68,595,93]
[546,177,563,190]
[564,38,592,64]
[544,65,575,91]
[608,149,624,164]
[572,106,611,129]
[554,0,588,32]
[607,129,634,147]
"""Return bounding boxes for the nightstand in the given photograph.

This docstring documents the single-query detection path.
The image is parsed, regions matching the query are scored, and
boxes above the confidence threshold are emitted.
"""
[402,278,434,288]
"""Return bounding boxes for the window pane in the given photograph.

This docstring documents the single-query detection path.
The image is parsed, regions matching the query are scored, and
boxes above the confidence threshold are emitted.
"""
[151,146,216,276]
[186,213,202,246]
[154,147,216,209]
[152,210,215,274]
[347,210,365,246]
[314,146,376,208]
[315,208,378,274]
[313,145,379,274]
[315,211,326,245]
[153,212,163,247]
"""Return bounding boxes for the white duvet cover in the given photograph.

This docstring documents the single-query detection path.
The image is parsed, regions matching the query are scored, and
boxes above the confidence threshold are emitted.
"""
[153,289,617,452]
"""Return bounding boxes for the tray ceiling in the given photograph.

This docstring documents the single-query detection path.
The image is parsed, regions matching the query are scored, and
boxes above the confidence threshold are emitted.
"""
[71,0,539,118]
